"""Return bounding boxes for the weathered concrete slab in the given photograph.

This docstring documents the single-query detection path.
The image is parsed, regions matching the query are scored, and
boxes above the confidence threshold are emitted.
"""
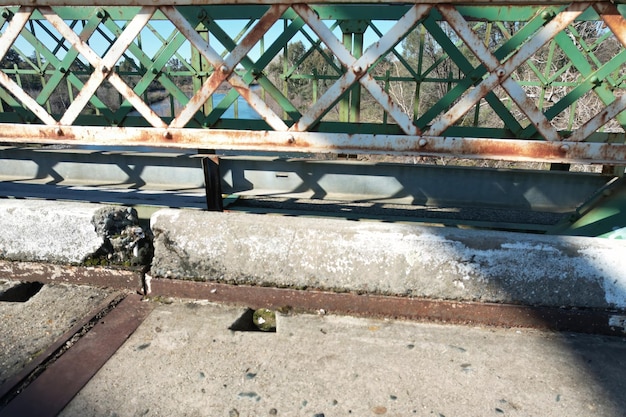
[0,281,118,387]
[151,209,626,309]
[0,200,151,265]
[61,300,626,417]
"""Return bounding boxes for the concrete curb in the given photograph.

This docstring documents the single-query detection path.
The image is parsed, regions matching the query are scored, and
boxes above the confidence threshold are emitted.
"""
[151,209,626,309]
[2,201,625,310]
[0,200,147,265]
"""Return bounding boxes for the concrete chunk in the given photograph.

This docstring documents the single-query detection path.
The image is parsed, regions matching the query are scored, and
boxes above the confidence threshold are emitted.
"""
[151,209,626,309]
[0,200,150,265]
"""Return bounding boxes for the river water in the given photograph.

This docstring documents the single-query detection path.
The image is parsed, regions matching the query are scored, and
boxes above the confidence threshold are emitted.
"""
[142,92,261,120]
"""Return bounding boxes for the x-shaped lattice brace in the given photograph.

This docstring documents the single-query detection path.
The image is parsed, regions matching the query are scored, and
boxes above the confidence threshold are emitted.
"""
[429,2,626,142]
[289,4,431,135]
[428,3,587,141]
[163,4,289,131]
[45,6,168,128]
[563,2,626,142]
[0,6,169,128]
[0,7,55,125]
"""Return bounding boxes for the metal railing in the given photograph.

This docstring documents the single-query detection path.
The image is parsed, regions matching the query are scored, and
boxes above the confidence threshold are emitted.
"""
[0,0,624,164]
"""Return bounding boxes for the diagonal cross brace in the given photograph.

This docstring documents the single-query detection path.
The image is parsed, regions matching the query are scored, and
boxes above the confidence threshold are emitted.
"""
[290,4,431,135]
[438,5,561,141]
[41,6,167,128]
[0,7,57,125]
[164,5,288,131]
[425,2,588,139]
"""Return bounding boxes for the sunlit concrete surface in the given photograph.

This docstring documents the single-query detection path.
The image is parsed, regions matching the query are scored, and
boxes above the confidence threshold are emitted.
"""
[151,209,626,309]
[61,300,626,417]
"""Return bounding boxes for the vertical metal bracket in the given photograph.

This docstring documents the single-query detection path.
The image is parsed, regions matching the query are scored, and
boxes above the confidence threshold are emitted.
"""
[200,151,223,212]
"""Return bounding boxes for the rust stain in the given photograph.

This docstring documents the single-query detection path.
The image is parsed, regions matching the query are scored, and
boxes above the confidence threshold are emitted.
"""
[594,2,626,48]
[460,139,565,160]
[0,261,623,336]
[144,278,625,336]
[1,123,625,164]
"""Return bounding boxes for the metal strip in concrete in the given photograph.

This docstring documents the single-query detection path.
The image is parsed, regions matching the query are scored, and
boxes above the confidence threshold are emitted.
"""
[0,294,154,417]
[147,279,626,337]
[0,291,126,404]
[1,260,623,336]
[0,261,143,291]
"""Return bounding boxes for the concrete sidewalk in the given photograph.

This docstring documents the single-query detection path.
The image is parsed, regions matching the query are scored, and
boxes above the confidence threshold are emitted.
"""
[60,298,626,417]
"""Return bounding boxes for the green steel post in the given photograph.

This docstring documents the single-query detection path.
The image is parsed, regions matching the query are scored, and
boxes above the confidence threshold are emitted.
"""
[191,22,212,116]
[351,31,363,122]
[340,29,352,123]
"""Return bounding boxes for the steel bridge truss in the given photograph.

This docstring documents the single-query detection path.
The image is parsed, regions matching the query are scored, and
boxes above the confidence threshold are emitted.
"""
[0,0,625,164]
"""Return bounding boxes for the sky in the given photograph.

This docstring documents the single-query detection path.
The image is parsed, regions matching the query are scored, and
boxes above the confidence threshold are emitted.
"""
[4,16,397,69]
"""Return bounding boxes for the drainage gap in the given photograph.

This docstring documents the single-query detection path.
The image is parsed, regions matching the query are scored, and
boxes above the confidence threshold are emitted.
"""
[229,308,276,332]
[0,282,43,302]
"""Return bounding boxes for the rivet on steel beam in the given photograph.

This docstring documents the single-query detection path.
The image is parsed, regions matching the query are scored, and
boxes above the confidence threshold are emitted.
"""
[55,127,63,136]
[96,9,106,19]
[163,131,172,139]
[353,66,363,74]
[496,68,506,78]
[287,135,295,144]
[1,9,12,19]
[589,76,601,86]
[101,65,109,74]
[59,67,67,73]
[541,10,555,21]
[152,68,160,75]
[418,138,428,147]
[220,65,229,74]
[560,144,570,152]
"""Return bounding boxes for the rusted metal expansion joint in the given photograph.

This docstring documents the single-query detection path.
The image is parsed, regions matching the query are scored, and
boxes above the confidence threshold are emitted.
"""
[0,260,624,336]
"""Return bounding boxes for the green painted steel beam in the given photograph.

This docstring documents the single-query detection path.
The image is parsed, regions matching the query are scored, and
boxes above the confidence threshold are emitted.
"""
[550,178,626,238]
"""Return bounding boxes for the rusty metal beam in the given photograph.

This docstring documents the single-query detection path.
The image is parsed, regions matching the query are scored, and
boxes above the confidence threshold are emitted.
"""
[0,294,154,417]
[0,260,144,289]
[0,291,125,405]
[0,0,608,6]
[0,123,624,164]
[1,261,623,336]
[147,278,626,336]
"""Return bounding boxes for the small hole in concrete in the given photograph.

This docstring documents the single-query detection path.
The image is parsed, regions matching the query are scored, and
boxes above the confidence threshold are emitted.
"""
[229,308,276,332]
[0,282,44,302]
